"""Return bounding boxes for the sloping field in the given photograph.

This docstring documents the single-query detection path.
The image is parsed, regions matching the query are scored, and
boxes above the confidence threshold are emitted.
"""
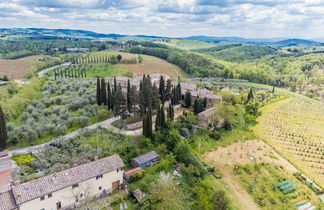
[254,95,324,187]
[0,56,42,79]
[52,52,185,79]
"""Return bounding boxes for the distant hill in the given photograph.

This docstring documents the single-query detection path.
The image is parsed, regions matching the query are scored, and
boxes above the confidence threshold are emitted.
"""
[186,36,323,47]
[0,28,323,47]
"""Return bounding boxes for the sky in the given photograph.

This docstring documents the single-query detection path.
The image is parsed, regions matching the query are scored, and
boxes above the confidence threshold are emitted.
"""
[1,0,324,39]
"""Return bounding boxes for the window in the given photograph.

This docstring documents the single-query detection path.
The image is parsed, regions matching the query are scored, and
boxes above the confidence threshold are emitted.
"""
[40,196,45,201]
[98,186,102,190]
[72,184,79,189]
[80,193,83,198]
[117,168,123,172]
[96,174,103,180]
[48,193,52,198]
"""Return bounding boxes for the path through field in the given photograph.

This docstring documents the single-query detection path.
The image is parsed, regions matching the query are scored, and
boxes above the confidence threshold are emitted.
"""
[37,62,71,77]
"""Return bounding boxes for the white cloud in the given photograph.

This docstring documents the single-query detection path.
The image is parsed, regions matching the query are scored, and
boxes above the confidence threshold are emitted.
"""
[0,0,323,39]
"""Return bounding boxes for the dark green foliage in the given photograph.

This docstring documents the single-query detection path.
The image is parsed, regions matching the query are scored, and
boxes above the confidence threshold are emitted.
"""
[113,76,117,93]
[176,82,182,101]
[113,84,127,117]
[212,190,230,210]
[127,79,131,112]
[194,98,205,114]
[143,108,153,138]
[152,84,161,110]
[185,91,192,108]
[159,76,165,102]
[96,77,101,105]
[165,79,172,101]
[167,104,174,121]
[160,106,166,129]
[155,105,161,131]
[107,82,113,110]
[272,86,275,93]
[117,54,122,62]
[100,78,107,106]
[0,105,7,150]
[196,45,276,62]
[247,88,254,103]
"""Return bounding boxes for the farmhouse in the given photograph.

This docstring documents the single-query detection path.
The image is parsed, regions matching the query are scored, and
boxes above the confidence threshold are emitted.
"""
[131,151,159,168]
[0,154,124,210]
[198,107,218,128]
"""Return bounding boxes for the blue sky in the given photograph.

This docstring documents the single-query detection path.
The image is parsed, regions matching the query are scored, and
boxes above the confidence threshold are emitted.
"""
[1,0,323,39]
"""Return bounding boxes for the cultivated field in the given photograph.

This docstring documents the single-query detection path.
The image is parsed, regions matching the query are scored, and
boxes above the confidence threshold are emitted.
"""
[204,140,323,209]
[0,56,44,79]
[254,95,324,188]
[50,52,185,79]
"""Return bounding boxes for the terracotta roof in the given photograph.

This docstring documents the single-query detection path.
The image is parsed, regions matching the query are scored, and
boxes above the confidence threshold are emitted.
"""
[12,154,124,204]
[132,151,159,165]
[0,190,17,210]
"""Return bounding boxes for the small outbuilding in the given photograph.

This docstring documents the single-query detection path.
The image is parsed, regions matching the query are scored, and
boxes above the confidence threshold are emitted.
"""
[131,151,159,168]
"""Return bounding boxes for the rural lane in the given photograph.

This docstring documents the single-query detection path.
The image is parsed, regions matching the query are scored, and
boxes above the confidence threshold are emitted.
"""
[8,116,120,155]
[37,62,71,77]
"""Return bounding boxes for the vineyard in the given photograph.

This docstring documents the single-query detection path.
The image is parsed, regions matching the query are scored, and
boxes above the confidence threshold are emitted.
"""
[254,95,324,187]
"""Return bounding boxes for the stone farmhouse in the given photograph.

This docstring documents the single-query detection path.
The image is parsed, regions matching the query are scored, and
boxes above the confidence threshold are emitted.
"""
[107,74,222,108]
[0,154,124,210]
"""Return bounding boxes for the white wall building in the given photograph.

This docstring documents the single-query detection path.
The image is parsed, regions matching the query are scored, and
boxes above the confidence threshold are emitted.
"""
[0,154,124,210]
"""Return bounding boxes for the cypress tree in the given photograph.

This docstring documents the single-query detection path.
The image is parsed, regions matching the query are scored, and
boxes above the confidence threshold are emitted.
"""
[146,107,153,138]
[101,78,107,105]
[177,82,182,100]
[161,105,166,129]
[272,86,275,93]
[142,115,147,137]
[54,69,57,80]
[159,76,165,102]
[0,105,7,150]
[185,91,192,108]
[247,88,254,102]
[155,105,161,131]
[194,99,198,114]
[127,79,131,112]
[107,82,112,110]
[165,79,172,101]
[167,104,174,121]
[113,76,117,93]
[96,77,101,105]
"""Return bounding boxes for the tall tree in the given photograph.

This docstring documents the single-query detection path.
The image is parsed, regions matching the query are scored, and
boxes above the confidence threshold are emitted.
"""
[117,54,122,62]
[247,88,254,102]
[127,79,131,112]
[165,79,172,101]
[0,105,7,150]
[155,105,161,131]
[113,76,117,93]
[167,104,174,121]
[176,82,182,100]
[161,105,166,129]
[96,77,101,105]
[146,107,153,138]
[159,76,165,103]
[152,83,161,110]
[107,82,112,110]
[129,85,138,113]
[100,78,107,106]
[114,84,127,117]
[185,91,192,108]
